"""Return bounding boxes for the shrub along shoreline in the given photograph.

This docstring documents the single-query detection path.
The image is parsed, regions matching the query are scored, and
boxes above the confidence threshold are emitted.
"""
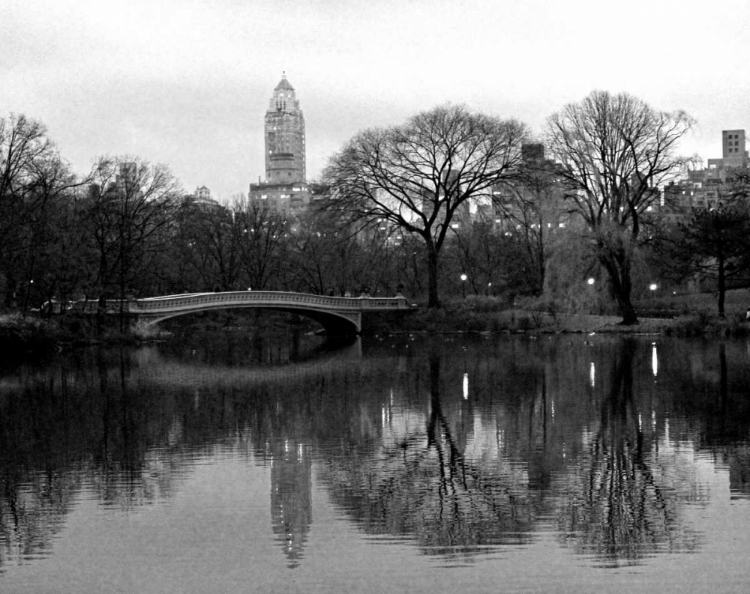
[364,304,749,337]
[0,313,152,357]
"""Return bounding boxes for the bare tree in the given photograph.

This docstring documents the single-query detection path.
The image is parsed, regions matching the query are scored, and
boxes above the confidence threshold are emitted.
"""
[179,200,240,292]
[0,113,83,309]
[284,212,339,294]
[83,157,180,324]
[232,196,289,291]
[449,219,510,296]
[322,105,528,307]
[546,91,693,324]
[498,150,568,295]
[657,175,750,317]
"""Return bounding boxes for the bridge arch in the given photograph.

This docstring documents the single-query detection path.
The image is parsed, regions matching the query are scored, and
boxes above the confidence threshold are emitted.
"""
[143,303,360,335]
[126,291,411,336]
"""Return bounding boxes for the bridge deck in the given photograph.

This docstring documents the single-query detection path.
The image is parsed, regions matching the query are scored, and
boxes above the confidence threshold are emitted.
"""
[75,291,412,335]
[132,291,409,313]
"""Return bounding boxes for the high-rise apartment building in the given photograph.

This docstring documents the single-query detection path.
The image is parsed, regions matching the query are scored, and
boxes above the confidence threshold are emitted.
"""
[706,129,748,174]
[264,73,306,183]
[250,73,313,216]
[721,129,748,168]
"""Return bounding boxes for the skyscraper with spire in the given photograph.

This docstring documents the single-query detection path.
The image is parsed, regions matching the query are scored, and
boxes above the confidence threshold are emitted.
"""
[250,73,313,216]
[265,72,306,183]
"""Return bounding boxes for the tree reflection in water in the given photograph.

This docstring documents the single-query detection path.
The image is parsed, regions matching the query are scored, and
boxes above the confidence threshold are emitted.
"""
[319,351,536,560]
[554,339,702,566]
[1,335,750,571]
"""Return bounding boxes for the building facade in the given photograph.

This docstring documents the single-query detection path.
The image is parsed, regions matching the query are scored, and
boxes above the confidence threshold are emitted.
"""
[250,73,312,216]
[660,129,750,223]
[264,73,306,183]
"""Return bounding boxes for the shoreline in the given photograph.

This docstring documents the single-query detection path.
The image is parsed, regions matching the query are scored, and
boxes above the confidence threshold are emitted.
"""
[1,309,747,359]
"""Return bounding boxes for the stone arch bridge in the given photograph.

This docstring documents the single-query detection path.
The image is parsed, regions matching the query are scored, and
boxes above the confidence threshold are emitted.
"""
[86,291,413,335]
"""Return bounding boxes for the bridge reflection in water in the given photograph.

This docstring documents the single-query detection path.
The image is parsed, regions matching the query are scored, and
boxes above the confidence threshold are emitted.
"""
[86,291,412,335]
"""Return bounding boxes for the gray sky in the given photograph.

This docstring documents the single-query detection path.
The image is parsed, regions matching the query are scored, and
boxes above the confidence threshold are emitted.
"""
[3,0,749,200]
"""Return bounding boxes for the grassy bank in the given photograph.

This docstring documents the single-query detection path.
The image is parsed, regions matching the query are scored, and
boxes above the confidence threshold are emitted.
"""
[365,293,750,337]
[0,313,167,357]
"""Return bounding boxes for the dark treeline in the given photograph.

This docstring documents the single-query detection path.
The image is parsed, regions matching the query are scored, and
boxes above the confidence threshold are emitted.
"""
[4,91,750,323]
[0,112,557,314]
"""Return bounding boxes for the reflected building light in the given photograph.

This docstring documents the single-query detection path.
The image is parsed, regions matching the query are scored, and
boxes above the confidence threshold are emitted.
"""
[638,413,642,431]
[381,406,389,427]
[590,361,596,387]
[284,439,290,453]
[652,342,658,376]
[496,428,505,450]
[551,399,555,423]
[463,372,469,400]
[652,409,657,429]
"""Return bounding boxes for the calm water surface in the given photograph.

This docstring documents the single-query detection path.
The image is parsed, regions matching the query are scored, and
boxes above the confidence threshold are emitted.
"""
[1,331,749,593]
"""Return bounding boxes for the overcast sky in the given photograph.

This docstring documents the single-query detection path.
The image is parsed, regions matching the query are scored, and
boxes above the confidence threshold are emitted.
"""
[3,0,749,200]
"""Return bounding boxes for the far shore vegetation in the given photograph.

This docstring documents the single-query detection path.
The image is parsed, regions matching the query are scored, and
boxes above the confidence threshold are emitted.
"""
[3,288,750,358]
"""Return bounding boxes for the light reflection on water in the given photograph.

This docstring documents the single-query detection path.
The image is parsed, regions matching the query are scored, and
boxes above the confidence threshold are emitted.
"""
[0,334,749,592]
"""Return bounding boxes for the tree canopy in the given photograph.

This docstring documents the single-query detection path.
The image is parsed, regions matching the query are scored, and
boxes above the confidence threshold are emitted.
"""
[322,104,528,307]
[546,91,694,324]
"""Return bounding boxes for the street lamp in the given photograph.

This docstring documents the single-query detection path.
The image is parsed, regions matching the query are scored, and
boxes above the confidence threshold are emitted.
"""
[460,274,467,298]
[587,277,595,286]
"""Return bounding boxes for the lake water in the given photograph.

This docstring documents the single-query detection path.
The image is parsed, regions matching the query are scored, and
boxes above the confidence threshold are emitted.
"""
[1,331,749,593]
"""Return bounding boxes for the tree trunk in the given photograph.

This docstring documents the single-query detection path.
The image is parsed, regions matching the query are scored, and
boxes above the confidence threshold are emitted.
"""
[717,255,726,318]
[427,245,440,308]
[615,294,639,326]
[601,252,639,325]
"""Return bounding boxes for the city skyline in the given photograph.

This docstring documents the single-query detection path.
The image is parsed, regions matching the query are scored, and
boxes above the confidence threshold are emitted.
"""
[3,0,749,200]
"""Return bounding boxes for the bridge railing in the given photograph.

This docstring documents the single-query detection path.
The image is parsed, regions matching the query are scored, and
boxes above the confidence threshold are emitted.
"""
[132,291,411,313]
[62,292,412,316]
[67,300,132,314]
